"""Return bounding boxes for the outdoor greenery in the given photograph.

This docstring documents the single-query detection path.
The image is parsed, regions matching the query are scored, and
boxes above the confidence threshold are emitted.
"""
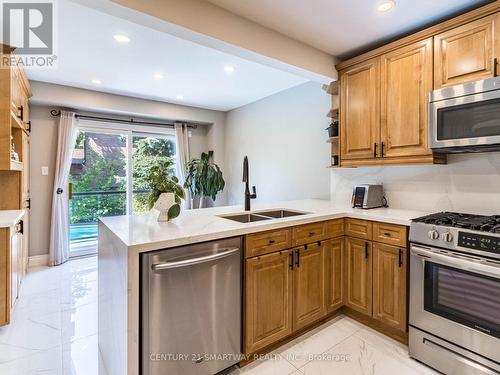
[184,151,225,208]
[69,133,177,225]
[147,159,185,220]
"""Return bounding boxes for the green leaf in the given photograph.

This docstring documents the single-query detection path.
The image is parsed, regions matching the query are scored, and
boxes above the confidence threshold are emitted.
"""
[167,204,181,220]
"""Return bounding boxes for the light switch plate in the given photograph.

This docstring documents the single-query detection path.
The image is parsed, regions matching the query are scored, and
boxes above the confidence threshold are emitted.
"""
[42,166,49,175]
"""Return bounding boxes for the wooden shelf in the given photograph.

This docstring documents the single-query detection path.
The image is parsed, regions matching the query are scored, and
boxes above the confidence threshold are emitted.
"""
[10,160,23,171]
[326,108,339,118]
[10,111,27,132]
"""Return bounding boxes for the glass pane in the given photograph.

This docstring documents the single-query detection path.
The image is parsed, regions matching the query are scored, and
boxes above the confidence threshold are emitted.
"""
[132,135,176,213]
[69,131,128,256]
[425,262,500,338]
[437,98,500,140]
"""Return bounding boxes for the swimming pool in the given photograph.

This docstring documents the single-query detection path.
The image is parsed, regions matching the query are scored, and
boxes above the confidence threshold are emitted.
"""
[70,223,98,242]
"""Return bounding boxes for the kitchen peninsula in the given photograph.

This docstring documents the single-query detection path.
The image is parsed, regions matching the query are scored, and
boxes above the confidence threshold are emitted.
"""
[97,199,426,375]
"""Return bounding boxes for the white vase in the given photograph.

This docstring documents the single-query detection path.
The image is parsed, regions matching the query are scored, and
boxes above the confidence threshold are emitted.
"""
[153,192,176,222]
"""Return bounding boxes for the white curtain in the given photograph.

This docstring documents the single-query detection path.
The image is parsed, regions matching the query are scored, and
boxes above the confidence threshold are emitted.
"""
[174,123,191,209]
[48,111,78,266]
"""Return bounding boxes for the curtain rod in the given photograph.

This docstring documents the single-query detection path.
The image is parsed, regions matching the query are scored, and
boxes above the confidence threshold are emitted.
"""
[49,110,198,129]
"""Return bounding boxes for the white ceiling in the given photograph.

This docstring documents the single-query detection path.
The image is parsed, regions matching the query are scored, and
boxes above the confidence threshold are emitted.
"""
[26,0,307,111]
[206,0,489,57]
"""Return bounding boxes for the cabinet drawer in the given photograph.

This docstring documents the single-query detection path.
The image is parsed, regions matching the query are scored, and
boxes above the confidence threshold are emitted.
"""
[326,219,344,238]
[292,221,327,246]
[373,222,407,248]
[345,219,373,240]
[245,229,292,258]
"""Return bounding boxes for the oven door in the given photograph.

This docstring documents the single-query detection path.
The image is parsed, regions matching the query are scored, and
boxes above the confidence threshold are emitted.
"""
[429,88,500,150]
[410,244,500,363]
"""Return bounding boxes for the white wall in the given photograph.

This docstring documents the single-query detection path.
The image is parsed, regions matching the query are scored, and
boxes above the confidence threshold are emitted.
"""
[330,152,500,215]
[225,81,331,206]
[29,82,227,257]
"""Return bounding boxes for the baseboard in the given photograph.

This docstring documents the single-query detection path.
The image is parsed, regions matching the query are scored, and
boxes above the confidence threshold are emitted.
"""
[28,254,49,267]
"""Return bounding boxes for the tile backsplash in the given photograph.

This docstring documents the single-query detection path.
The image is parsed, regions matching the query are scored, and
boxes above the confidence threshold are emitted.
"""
[330,152,500,215]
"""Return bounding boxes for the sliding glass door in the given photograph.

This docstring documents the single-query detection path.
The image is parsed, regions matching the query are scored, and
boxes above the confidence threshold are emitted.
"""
[68,123,176,257]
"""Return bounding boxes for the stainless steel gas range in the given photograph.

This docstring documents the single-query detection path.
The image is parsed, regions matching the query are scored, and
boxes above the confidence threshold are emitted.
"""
[409,212,500,375]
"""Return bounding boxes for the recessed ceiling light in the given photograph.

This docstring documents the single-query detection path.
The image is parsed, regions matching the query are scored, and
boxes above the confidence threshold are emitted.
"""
[224,65,235,73]
[176,95,184,100]
[91,79,102,85]
[377,0,395,12]
[114,34,130,43]
[153,73,164,80]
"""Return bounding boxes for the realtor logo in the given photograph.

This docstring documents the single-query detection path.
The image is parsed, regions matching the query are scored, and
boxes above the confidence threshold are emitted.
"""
[2,1,53,54]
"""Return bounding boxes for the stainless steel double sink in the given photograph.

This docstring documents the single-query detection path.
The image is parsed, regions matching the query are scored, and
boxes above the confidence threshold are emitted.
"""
[218,209,309,223]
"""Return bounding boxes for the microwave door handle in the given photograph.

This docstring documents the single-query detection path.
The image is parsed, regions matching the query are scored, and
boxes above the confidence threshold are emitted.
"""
[152,247,239,271]
[411,245,500,278]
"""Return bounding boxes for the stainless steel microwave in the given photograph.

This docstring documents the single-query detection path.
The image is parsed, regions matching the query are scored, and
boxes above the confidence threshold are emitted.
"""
[429,76,500,152]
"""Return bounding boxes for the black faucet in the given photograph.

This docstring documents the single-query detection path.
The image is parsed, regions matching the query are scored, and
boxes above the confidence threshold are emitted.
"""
[243,156,257,211]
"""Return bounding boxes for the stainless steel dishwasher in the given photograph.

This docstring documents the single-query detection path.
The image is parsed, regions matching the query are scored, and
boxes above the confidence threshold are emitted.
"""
[141,237,242,375]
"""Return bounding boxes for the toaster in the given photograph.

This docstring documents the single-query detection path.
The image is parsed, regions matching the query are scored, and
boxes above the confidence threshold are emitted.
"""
[351,184,385,209]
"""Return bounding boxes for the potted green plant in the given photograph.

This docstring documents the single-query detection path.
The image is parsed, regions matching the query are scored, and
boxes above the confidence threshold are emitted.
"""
[147,159,185,221]
[184,151,225,208]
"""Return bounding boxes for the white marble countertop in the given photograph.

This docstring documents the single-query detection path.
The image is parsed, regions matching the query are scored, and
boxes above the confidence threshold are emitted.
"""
[99,199,428,253]
[0,210,25,228]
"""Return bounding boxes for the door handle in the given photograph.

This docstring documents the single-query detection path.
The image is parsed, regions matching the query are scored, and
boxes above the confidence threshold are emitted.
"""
[381,142,385,157]
[398,248,403,267]
[295,249,300,268]
[365,242,369,259]
[289,251,294,270]
[494,57,498,77]
[374,142,378,158]
[152,247,239,271]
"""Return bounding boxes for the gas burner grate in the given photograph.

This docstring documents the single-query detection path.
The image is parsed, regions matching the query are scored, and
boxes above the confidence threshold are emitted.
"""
[413,212,500,233]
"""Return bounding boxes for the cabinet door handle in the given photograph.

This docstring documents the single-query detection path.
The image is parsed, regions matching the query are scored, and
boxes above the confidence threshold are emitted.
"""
[18,105,24,120]
[365,242,369,259]
[381,142,385,157]
[295,249,300,268]
[309,232,315,236]
[398,248,403,268]
[384,232,391,237]
[268,239,275,244]
[374,142,378,158]
[494,58,498,77]
[289,251,294,270]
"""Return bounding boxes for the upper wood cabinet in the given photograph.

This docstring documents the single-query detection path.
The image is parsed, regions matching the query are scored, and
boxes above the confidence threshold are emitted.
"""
[325,238,344,313]
[340,58,380,160]
[345,237,372,316]
[380,38,433,158]
[293,243,326,330]
[245,250,293,354]
[434,14,500,89]
[372,243,407,331]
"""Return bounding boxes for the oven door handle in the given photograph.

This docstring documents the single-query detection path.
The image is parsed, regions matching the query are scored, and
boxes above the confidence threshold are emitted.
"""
[411,245,500,279]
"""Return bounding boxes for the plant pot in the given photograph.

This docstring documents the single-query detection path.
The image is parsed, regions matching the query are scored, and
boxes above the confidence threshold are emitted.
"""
[326,121,339,137]
[153,192,179,222]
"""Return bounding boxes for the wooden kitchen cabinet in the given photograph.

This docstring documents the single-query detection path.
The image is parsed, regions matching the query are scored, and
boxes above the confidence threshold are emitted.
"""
[345,237,372,316]
[325,238,344,313]
[434,13,500,89]
[340,58,380,160]
[293,242,326,330]
[0,221,23,326]
[380,38,433,158]
[372,243,407,331]
[245,250,293,354]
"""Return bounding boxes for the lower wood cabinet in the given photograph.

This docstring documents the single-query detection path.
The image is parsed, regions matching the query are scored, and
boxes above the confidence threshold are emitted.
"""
[245,250,293,354]
[326,238,344,313]
[0,221,23,326]
[293,242,326,330]
[372,243,407,331]
[345,237,372,316]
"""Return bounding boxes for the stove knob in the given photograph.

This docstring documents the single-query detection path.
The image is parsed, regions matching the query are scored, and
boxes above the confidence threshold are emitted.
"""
[441,232,454,242]
[428,230,439,240]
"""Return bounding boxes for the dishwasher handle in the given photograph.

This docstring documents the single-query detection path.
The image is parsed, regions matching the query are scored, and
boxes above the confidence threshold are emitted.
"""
[151,247,240,271]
